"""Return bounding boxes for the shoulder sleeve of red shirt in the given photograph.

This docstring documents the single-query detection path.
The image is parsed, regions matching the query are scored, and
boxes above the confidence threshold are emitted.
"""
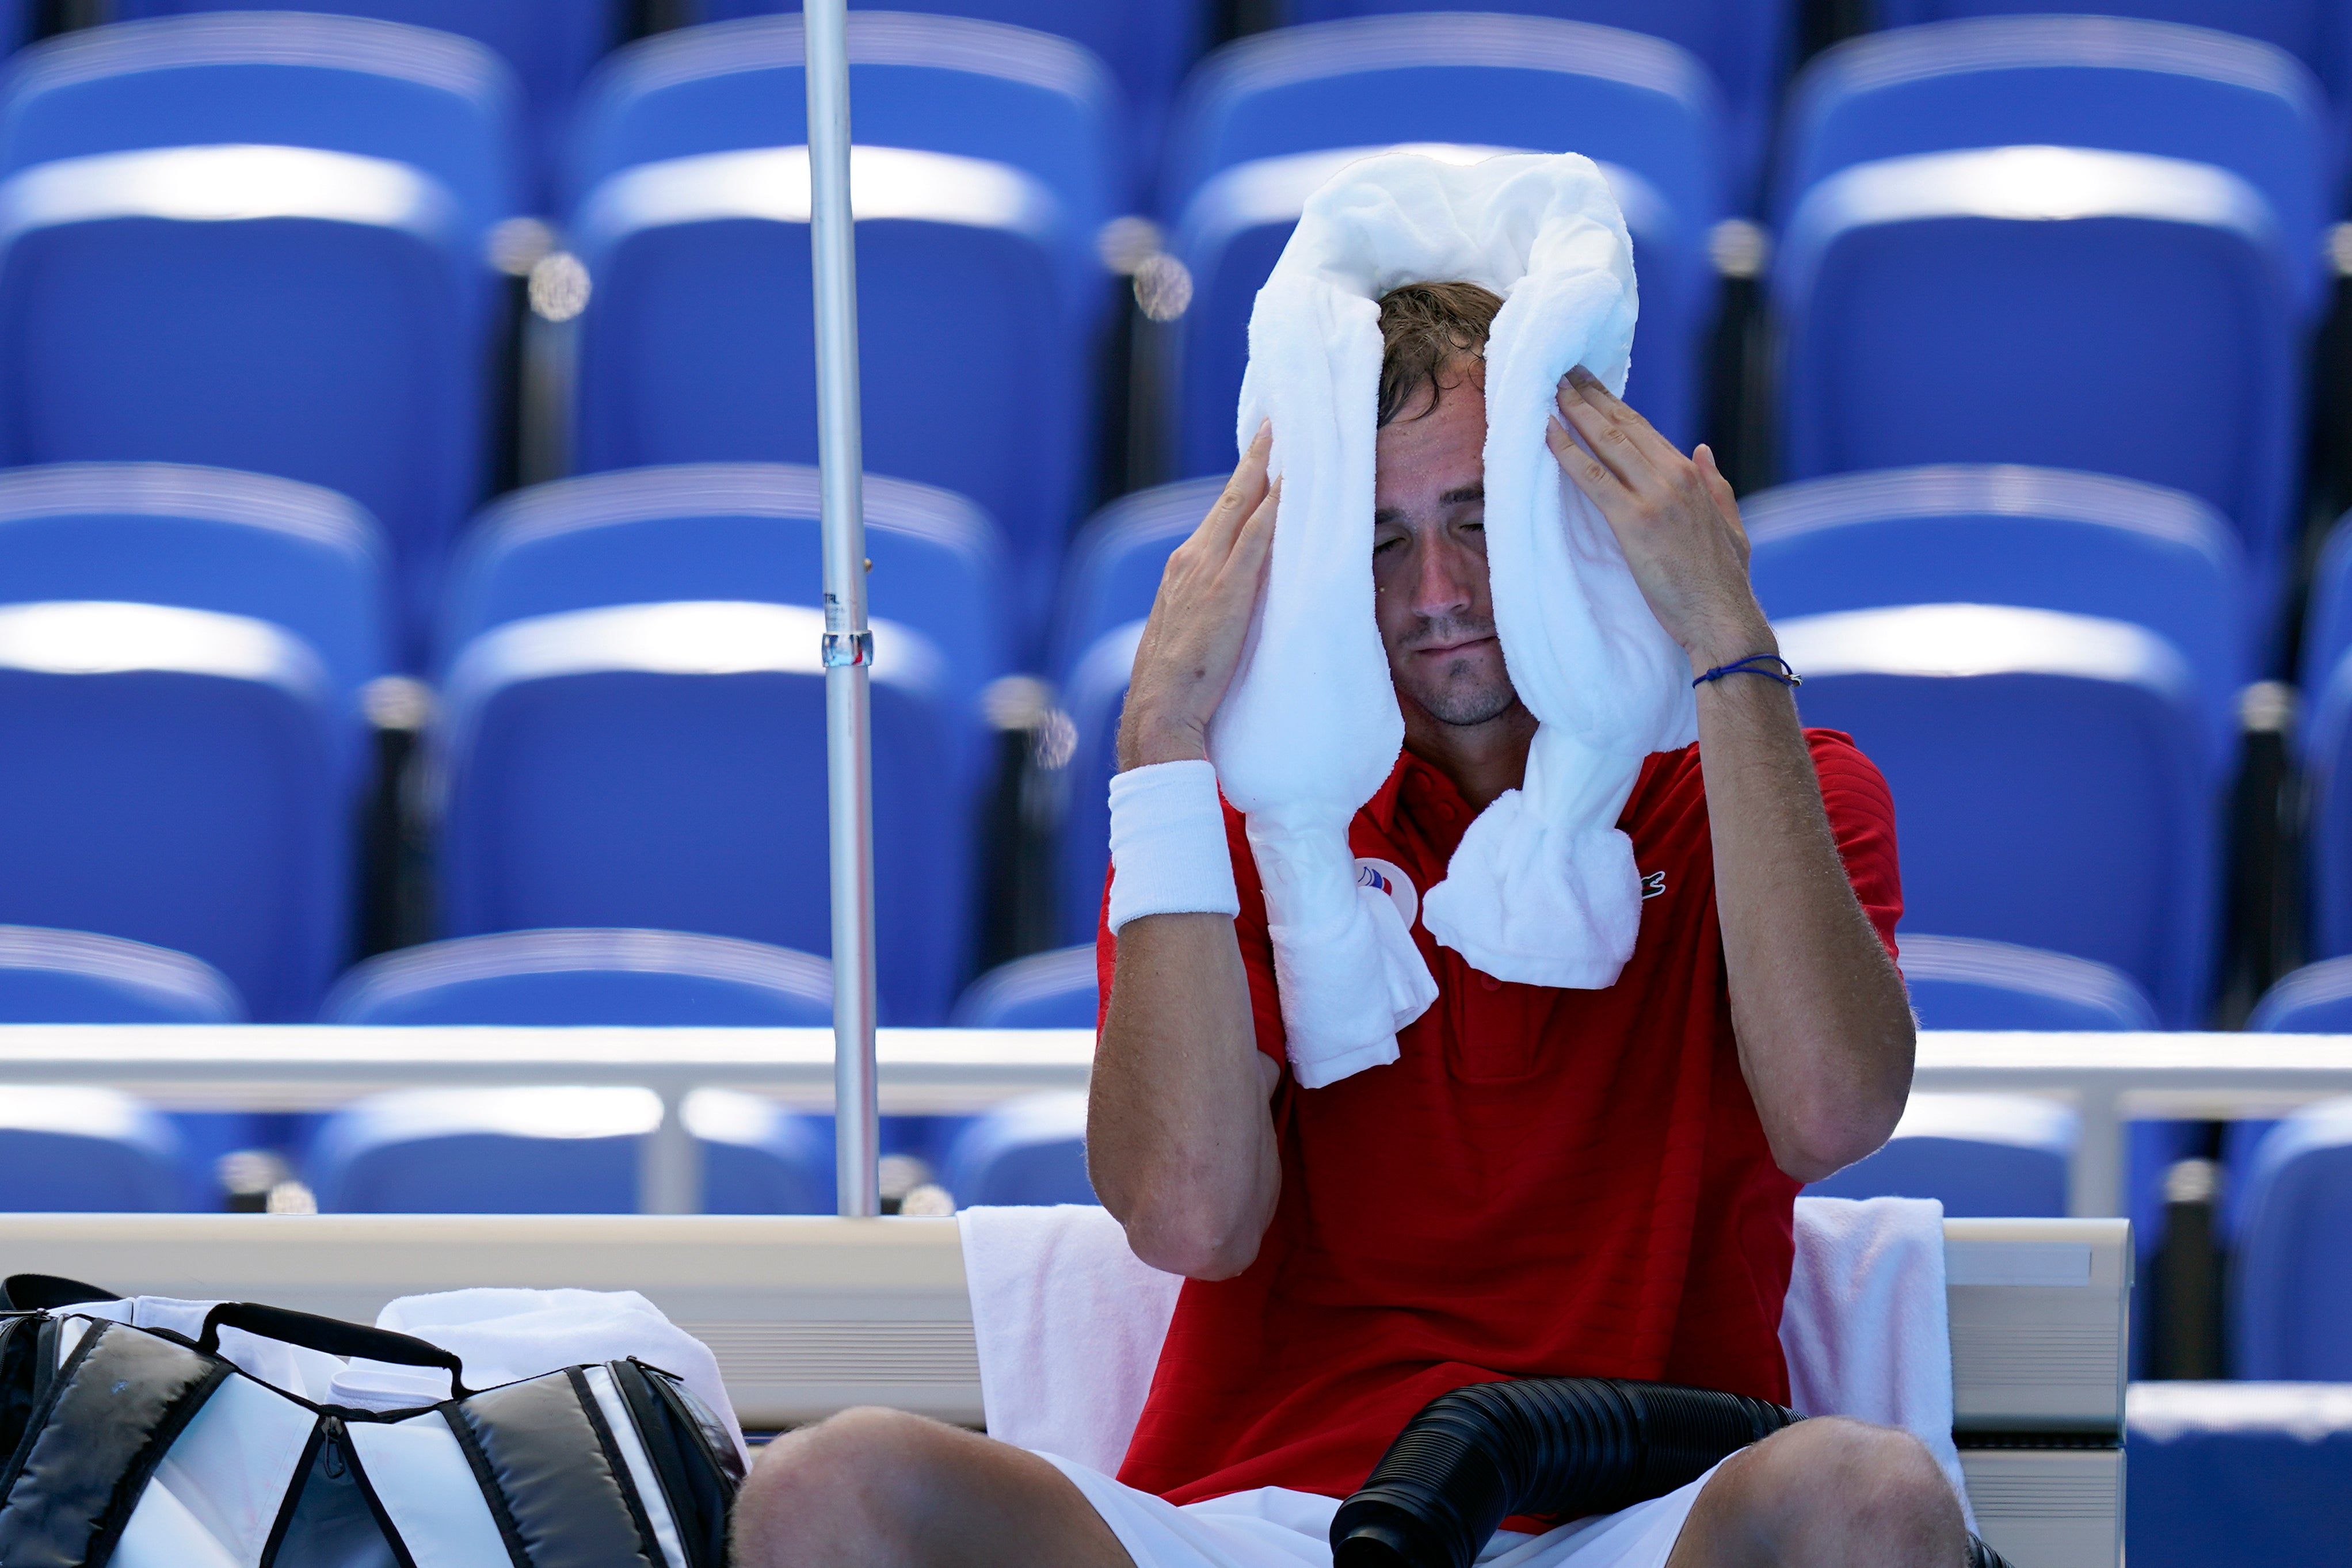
[1094,798,1290,1068]
[1804,728,1903,964]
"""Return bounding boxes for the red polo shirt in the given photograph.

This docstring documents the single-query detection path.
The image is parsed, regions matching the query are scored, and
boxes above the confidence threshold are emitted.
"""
[1093,731,1902,1505]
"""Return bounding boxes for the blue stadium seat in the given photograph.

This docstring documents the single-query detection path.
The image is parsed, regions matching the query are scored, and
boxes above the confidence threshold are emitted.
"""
[0,1086,184,1212]
[111,0,615,209]
[2128,1383,2352,1568]
[1050,477,1215,679]
[437,600,967,1023]
[0,463,391,776]
[939,1089,1093,1207]
[444,463,1010,792]
[1774,24,2316,601]
[1744,465,2247,763]
[951,944,1097,1028]
[1899,933,2160,1031]
[2229,1099,2352,1378]
[1782,16,2331,312]
[306,1086,833,1214]
[0,15,521,651]
[1806,1093,2073,1217]
[2294,522,2352,960]
[0,924,244,1023]
[323,928,833,1025]
[692,0,1206,204]
[1161,14,1724,479]
[0,601,346,1021]
[1870,2,2352,116]
[566,14,1118,620]
[1053,617,1143,947]
[2248,957,2352,1032]
[1782,604,2216,1025]
[1277,0,1788,209]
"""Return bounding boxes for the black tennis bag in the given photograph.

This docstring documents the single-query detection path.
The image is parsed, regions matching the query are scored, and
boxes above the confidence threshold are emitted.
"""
[0,1274,744,1568]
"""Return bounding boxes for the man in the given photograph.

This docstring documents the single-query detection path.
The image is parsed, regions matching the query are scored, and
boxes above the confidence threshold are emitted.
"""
[733,283,1956,1567]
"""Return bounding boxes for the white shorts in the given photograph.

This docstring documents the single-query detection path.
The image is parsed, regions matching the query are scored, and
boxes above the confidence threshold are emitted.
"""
[1037,1452,1723,1568]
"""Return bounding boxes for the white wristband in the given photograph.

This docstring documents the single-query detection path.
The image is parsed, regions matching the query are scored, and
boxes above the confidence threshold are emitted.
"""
[1107,759,1241,933]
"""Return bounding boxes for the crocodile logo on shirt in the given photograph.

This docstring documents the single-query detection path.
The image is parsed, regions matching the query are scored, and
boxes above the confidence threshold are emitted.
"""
[1641,870,1667,899]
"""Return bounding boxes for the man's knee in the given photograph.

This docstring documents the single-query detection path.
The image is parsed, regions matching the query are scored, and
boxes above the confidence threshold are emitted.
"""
[1739,1418,1960,1538]
[733,1407,957,1559]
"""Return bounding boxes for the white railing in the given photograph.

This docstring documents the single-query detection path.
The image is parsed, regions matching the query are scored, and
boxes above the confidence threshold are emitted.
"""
[3,1027,2349,1218]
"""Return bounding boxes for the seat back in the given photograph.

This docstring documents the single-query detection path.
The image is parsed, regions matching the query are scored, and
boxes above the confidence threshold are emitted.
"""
[1899,934,2160,1031]
[1806,1093,2075,1218]
[114,0,619,208]
[1275,0,1789,206]
[2229,1098,2352,1378]
[1161,14,1722,477]
[1745,464,2247,762]
[437,601,968,1023]
[938,1089,1092,1206]
[0,15,520,645]
[951,944,1097,1028]
[323,928,834,1026]
[1781,15,2331,309]
[445,463,1009,789]
[2293,612,2352,958]
[0,925,243,1023]
[692,0,1206,204]
[567,14,1117,612]
[1053,618,1143,947]
[1782,603,2215,1024]
[0,1086,184,1211]
[1050,476,1217,679]
[2247,957,2352,1032]
[0,601,344,1020]
[0,462,390,767]
[306,1086,833,1214]
[1773,145,2301,593]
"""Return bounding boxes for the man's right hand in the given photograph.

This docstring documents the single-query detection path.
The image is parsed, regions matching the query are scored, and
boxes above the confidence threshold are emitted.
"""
[1118,422,1280,771]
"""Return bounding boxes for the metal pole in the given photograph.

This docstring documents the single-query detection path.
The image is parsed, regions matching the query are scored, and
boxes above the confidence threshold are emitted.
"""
[805,0,880,1218]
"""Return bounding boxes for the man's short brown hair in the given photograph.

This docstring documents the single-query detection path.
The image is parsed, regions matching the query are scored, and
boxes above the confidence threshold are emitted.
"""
[1376,280,1503,428]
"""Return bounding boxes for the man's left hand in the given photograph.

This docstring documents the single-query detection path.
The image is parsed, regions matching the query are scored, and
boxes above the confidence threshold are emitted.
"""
[1546,367,1770,675]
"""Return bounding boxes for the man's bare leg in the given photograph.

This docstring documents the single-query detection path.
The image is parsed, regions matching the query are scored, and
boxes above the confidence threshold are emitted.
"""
[1665,1418,1966,1567]
[730,1407,1136,1568]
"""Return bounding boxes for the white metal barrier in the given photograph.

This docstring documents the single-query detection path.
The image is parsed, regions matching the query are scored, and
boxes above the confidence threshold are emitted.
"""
[2,1025,2349,1216]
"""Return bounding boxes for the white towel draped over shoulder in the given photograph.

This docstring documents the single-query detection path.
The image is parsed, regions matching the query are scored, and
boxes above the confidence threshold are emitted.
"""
[1208,151,1696,1087]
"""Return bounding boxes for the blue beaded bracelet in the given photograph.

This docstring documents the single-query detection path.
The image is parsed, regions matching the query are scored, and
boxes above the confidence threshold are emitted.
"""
[1691,653,1800,689]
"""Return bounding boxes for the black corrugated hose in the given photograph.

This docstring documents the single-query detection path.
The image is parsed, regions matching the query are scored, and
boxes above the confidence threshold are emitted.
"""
[1328,1376,2017,1568]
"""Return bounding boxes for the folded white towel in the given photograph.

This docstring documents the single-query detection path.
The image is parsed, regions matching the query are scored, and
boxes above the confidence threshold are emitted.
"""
[1208,150,1695,1089]
[958,1204,1186,1475]
[963,1197,1966,1528]
[1779,1196,1974,1531]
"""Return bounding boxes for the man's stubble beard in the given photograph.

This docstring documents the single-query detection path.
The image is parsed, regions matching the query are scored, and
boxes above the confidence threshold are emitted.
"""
[1399,653,1519,728]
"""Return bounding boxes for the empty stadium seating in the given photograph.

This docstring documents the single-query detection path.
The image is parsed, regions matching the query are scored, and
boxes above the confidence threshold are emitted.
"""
[1782,603,2216,1025]
[692,0,1207,202]
[0,14,522,648]
[1160,14,1724,478]
[305,1085,834,1214]
[436,600,969,1023]
[0,462,391,776]
[0,1085,184,1211]
[951,943,1097,1028]
[1050,476,1216,678]
[1808,1093,2073,1217]
[2229,1098,2352,1378]
[2248,957,2352,1032]
[937,1088,1092,1205]
[109,0,616,208]
[1275,0,1789,208]
[322,928,835,1025]
[2128,1382,2352,1568]
[0,922,243,1022]
[1744,465,2248,762]
[445,463,1011,791]
[1899,933,2161,1031]
[1774,18,2317,602]
[566,13,1118,621]
[1053,617,1142,947]
[0,600,348,1021]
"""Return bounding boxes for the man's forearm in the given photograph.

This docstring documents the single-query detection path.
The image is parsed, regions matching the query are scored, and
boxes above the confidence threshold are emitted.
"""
[1091,913,1281,1279]
[1694,659,1914,1181]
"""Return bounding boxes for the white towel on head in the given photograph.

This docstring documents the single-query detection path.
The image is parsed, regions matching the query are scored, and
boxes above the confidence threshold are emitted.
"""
[1208,150,1697,1089]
